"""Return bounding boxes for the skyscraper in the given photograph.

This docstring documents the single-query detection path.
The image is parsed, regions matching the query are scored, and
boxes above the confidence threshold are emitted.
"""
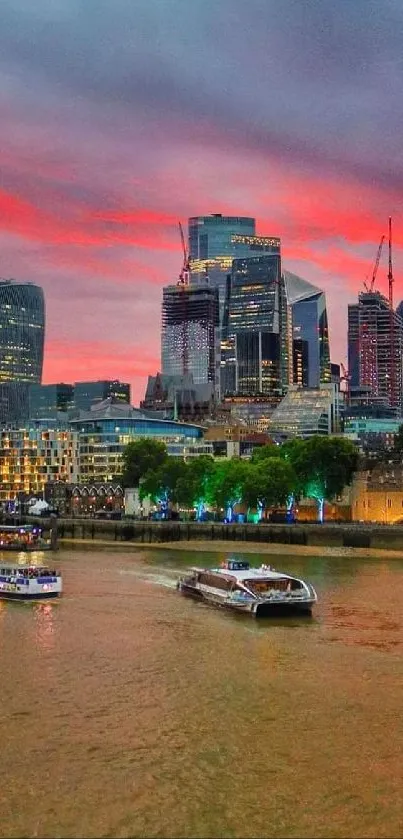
[189,215,255,312]
[283,271,331,388]
[0,280,45,384]
[348,290,403,412]
[220,263,331,399]
[0,280,45,423]
[161,283,219,386]
[221,252,291,397]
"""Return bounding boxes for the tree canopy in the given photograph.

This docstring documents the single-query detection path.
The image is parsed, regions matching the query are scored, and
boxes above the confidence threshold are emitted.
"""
[243,457,296,515]
[283,436,359,518]
[121,439,168,488]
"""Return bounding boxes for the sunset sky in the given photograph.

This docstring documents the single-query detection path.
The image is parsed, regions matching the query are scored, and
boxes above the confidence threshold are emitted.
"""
[1,0,402,403]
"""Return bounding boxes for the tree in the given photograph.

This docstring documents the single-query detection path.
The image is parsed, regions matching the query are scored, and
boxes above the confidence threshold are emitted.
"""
[140,457,189,516]
[285,436,359,522]
[243,458,296,520]
[250,443,280,464]
[175,455,215,519]
[207,458,249,521]
[121,439,168,488]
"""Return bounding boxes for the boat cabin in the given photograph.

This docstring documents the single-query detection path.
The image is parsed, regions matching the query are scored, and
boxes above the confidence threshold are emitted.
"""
[0,525,43,549]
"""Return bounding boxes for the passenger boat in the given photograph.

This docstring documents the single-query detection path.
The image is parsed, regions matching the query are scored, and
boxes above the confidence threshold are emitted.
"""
[177,559,317,617]
[0,525,50,552]
[0,562,62,600]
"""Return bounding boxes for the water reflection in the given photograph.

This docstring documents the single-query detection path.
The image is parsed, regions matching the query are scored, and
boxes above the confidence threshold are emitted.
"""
[33,602,56,653]
[0,548,403,839]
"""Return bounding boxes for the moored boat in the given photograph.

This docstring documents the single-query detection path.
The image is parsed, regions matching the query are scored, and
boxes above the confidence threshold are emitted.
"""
[177,559,317,617]
[0,525,50,552]
[0,562,62,600]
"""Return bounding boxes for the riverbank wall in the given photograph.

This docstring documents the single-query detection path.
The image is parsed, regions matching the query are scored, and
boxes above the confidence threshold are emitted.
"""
[36,518,403,552]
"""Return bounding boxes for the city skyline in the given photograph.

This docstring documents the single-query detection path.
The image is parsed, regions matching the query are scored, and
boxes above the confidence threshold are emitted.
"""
[1,1,402,404]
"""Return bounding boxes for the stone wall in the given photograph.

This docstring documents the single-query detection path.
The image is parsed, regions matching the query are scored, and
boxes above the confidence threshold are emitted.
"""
[39,517,403,551]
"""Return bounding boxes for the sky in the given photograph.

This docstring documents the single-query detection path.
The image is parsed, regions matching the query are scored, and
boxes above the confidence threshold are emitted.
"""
[1,0,403,403]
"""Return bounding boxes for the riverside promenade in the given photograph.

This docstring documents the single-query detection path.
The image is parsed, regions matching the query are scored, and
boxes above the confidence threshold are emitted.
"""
[38,517,403,554]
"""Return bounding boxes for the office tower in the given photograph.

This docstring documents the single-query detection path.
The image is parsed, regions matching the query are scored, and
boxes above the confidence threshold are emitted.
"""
[189,215,255,310]
[283,271,331,388]
[29,383,74,419]
[221,252,291,397]
[161,283,219,386]
[0,280,45,423]
[73,380,131,412]
[188,215,282,317]
[348,290,403,412]
[0,280,45,384]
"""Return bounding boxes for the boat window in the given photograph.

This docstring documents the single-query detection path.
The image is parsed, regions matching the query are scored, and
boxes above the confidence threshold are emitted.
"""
[245,578,302,595]
[198,573,232,591]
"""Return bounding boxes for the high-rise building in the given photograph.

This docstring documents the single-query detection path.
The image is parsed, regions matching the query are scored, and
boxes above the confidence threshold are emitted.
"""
[73,380,131,412]
[283,271,331,388]
[0,280,45,424]
[188,214,282,319]
[221,252,291,397]
[348,291,403,413]
[161,283,219,386]
[189,215,255,310]
[220,262,331,401]
[29,383,74,419]
[0,280,45,385]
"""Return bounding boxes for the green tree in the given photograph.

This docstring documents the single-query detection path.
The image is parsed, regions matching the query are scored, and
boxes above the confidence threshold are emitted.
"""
[121,439,168,488]
[243,458,296,519]
[140,457,189,512]
[207,458,249,521]
[175,455,215,518]
[285,436,359,521]
[250,443,280,464]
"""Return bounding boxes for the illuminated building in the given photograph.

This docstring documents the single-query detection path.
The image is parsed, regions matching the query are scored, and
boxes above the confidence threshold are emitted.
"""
[0,280,45,384]
[189,215,255,313]
[0,280,45,423]
[188,214,283,319]
[268,384,340,437]
[284,271,331,388]
[221,253,291,397]
[0,428,79,502]
[73,380,130,411]
[348,291,403,413]
[161,283,219,387]
[70,401,206,482]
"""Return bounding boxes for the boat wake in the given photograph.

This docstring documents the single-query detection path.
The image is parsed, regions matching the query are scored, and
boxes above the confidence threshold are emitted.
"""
[118,567,178,589]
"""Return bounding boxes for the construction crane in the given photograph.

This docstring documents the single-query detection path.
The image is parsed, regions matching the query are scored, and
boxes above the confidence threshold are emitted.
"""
[363,235,385,292]
[340,362,350,400]
[177,221,190,286]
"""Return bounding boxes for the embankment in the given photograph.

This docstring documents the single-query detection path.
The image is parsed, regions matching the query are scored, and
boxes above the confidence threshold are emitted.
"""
[37,518,403,553]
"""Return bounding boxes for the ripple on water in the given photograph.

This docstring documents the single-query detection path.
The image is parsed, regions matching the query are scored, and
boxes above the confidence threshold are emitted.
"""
[0,548,403,838]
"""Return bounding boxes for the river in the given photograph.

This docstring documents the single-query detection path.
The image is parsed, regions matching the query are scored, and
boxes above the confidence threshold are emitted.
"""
[0,547,403,839]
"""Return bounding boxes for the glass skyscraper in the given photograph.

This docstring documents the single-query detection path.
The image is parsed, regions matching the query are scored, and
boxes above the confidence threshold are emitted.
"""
[220,263,331,399]
[221,252,291,397]
[189,215,256,317]
[283,271,331,388]
[161,283,219,386]
[0,280,45,423]
[0,280,45,384]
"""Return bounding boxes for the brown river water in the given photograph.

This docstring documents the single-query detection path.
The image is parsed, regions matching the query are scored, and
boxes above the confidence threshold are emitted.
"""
[0,547,403,839]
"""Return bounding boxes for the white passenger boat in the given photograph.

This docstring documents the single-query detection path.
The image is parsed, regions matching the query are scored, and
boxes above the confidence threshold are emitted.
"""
[177,559,317,617]
[0,562,62,601]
